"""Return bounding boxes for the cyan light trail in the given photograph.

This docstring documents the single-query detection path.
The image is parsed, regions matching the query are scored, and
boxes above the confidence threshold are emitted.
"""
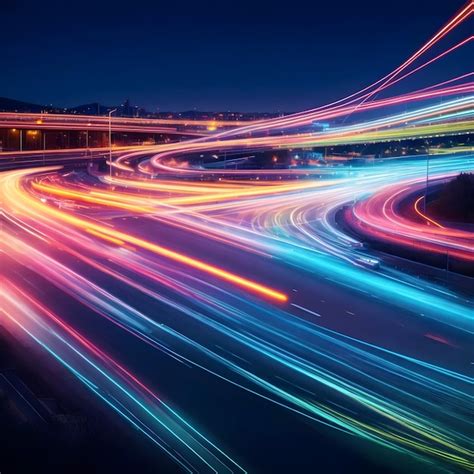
[1,279,247,474]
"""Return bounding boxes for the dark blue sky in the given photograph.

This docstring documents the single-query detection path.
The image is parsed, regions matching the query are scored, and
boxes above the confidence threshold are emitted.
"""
[2,0,470,111]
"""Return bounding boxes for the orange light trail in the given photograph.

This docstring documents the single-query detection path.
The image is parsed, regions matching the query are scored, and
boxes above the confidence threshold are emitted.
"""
[413,196,445,228]
[11,171,288,303]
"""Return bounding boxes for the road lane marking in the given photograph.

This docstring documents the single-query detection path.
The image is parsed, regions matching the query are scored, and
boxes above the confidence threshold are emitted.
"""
[291,303,322,318]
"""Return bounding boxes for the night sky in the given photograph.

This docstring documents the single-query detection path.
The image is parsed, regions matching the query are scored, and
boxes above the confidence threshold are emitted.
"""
[2,0,470,112]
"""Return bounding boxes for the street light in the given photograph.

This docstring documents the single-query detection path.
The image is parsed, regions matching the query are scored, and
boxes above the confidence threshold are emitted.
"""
[424,154,430,213]
[108,109,117,178]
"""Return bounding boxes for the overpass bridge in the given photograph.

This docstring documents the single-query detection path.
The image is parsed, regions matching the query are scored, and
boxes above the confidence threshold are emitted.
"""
[0,112,253,152]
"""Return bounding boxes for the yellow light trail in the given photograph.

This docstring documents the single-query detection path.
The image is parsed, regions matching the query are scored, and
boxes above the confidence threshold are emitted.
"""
[9,170,288,303]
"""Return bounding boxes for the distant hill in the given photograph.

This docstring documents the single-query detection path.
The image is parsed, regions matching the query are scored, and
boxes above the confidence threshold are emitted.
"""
[430,172,474,223]
[0,96,282,120]
[0,97,139,116]
[0,97,117,115]
[0,97,57,113]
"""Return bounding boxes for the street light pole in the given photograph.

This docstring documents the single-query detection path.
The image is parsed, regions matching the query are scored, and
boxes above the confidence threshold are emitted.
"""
[108,109,117,179]
[424,154,430,213]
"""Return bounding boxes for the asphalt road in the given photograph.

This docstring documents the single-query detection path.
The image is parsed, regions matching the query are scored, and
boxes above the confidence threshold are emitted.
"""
[1,153,472,473]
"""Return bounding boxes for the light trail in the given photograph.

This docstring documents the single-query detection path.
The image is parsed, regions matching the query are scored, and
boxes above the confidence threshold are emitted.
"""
[0,111,255,131]
[3,169,288,303]
[1,3,473,472]
[0,280,246,474]
[2,151,473,471]
[414,196,445,228]
[349,177,474,261]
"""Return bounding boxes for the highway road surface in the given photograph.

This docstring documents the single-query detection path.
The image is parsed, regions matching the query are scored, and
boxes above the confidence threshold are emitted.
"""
[1,150,472,473]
